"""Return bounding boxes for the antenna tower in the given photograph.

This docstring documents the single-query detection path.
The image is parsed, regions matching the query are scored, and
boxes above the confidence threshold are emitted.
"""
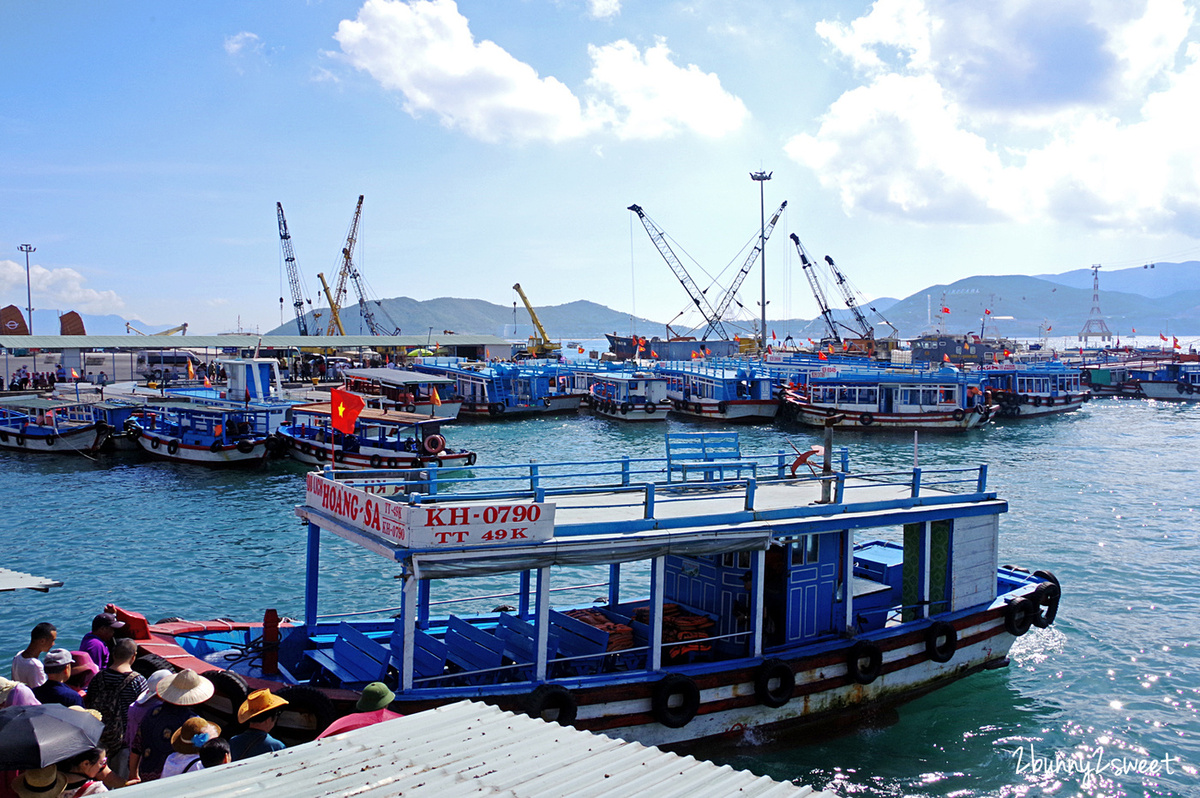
[1077,264,1112,344]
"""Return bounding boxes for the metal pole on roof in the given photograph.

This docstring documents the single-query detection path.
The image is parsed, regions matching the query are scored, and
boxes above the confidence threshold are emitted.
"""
[750,172,771,352]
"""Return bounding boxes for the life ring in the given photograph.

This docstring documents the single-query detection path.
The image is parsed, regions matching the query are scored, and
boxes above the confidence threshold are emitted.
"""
[210,440,222,453]
[651,673,701,728]
[846,640,883,684]
[1004,598,1036,636]
[465,452,477,466]
[370,455,383,469]
[523,684,577,725]
[422,434,446,455]
[404,404,417,413]
[1033,395,1042,407]
[489,403,504,417]
[621,402,631,415]
[150,437,161,450]
[236,439,255,455]
[167,440,180,455]
[754,659,795,708]
[14,434,24,446]
[952,409,965,422]
[45,435,56,447]
[925,621,957,663]
[645,403,656,414]
[859,413,874,426]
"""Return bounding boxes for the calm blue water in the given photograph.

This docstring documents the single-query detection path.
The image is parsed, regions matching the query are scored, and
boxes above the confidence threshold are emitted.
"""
[2,400,1198,797]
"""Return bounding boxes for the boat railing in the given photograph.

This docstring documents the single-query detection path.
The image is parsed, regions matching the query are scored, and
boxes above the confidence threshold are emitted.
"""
[314,581,611,620]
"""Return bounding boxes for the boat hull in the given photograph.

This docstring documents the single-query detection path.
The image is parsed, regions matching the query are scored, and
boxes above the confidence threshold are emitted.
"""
[1137,380,1200,401]
[785,402,989,430]
[989,392,1089,419]
[667,399,779,423]
[0,423,106,453]
[458,394,584,419]
[134,431,267,466]
[278,433,475,470]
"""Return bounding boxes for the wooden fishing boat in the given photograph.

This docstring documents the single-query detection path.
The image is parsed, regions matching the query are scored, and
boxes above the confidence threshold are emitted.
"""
[0,396,111,453]
[781,367,992,430]
[339,368,461,419]
[981,362,1091,419]
[585,372,669,422]
[114,432,1060,748]
[414,359,584,419]
[656,363,779,422]
[129,405,275,466]
[274,402,475,470]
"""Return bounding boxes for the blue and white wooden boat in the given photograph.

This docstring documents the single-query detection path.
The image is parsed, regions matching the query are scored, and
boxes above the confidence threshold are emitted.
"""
[275,402,476,470]
[340,368,461,419]
[121,433,1060,747]
[1128,359,1200,401]
[981,362,1090,418]
[586,372,670,422]
[165,358,297,433]
[0,396,110,453]
[655,363,779,422]
[129,405,276,466]
[414,359,584,419]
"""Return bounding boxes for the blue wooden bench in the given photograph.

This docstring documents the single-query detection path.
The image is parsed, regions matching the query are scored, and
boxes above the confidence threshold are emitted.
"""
[665,431,756,482]
[495,613,561,680]
[306,622,389,686]
[444,615,507,682]
[549,610,611,675]
[388,624,448,682]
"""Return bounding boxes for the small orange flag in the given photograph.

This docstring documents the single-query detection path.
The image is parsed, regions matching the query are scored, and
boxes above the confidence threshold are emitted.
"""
[203,376,212,387]
[943,354,951,363]
[71,368,80,379]
[431,387,442,406]
[187,360,196,380]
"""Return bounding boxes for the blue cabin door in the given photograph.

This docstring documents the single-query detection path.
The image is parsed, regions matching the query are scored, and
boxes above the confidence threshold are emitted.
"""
[785,533,841,641]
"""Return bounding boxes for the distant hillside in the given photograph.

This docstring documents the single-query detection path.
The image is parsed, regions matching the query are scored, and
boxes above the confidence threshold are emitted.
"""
[1038,261,1200,298]
[268,296,666,339]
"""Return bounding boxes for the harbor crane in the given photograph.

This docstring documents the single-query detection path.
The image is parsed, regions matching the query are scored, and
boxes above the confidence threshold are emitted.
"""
[325,195,364,335]
[512,283,561,358]
[315,272,344,336]
[627,204,727,340]
[705,201,786,340]
[824,254,875,341]
[790,233,841,345]
[276,203,311,336]
[125,322,188,336]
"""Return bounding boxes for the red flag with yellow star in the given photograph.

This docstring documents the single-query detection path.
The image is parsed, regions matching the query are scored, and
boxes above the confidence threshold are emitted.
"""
[330,388,365,434]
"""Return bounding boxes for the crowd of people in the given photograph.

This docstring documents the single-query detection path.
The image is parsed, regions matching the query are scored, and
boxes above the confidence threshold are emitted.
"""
[2,613,404,797]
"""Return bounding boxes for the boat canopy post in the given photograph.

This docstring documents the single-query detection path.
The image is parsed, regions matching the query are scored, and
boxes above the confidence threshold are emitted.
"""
[608,564,621,606]
[841,529,854,635]
[401,567,418,690]
[534,566,550,681]
[519,571,531,617]
[751,548,765,658]
[649,556,664,671]
[304,521,321,628]
[918,522,932,620]
[418,580,431,629]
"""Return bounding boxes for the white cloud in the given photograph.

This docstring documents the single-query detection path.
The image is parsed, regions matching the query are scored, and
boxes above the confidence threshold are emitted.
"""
[335,0,745,143]
[224,31,262,57]
[788,0,1200,234]
[0,259,125,314]
[588,0,620,20]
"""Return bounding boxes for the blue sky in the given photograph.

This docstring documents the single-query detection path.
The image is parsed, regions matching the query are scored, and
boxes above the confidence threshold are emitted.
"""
[4,0,1200,336]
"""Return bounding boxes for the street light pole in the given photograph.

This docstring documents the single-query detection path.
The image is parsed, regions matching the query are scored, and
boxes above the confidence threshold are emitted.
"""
[749,171,772,351]
[18,244,35,335]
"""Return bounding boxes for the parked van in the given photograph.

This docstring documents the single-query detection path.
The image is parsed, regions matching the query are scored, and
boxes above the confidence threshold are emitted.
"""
[135,351,201,380]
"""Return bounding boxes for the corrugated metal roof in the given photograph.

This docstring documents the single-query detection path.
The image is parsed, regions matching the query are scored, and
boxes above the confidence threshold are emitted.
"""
[0,567,62,593]
[116,701,837,798]
[0,334,511,350]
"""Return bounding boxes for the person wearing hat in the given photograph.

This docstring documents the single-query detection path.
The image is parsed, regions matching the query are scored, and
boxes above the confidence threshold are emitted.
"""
[315,682,401,739]
[10,766,67,798]
[229,689,288,761]
[160,717,221,778]
[0,675,38,708]
[65,652,99,696]
[32,649,82,708]
[56,745,109,797]
[78,614,125,672]
[127,669,213,784]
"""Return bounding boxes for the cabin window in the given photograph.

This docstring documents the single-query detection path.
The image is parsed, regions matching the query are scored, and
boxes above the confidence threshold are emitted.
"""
[791,535,820,566]
[938,388,956,404]
[721,552,750,568]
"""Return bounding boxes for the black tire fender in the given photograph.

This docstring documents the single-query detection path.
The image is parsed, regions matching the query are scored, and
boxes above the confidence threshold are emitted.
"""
[859,413,874,426]
[1031,570,1061,627]
[202,669,250,727]
[404,403,417,413]
[236,439,255,455]
[132,652,176,678]
[210,440,222,453]
[645,403,656,414]
[846,640,883,684]
[717,402,728,414]
[925,621,957,663]
[14,435,24,446]
[754,658,795,708]
[150,437,160,449]
[651,673,701,728]
[465,452,477,466]
[952,409,965,422]
[167,440,179,455]
[370,454,383,469]
[524,684,577,725]
[46,435,56,447]
[1004,598,1036,637]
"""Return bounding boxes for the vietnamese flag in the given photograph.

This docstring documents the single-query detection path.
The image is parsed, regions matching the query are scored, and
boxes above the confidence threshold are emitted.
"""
[71,368,80,379]
[651,350,658,357]
[203,376,212,387]
[1160,333,1169,341]
[941,306,951,314]
[984,308,991,315]
[818,352,828,360]
[1174,336,1182,350]
[331,388,365,434]
[943,354,951,363]
[691,350,700,359]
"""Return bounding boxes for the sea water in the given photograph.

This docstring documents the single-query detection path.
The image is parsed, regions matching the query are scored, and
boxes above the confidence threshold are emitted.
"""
[2,400,1198,797]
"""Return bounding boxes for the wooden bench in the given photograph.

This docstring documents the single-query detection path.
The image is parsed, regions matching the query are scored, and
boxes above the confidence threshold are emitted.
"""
[306,622,389,687]
[388,624,448,682]
[444,615,507,682]
[665,431,756,482]
[495,613,561,680]
[549,610,611,675]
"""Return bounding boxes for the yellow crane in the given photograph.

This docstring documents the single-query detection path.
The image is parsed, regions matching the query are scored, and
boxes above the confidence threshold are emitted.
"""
[125,322,189,335]
[512,283,561,358]
[315,273,345,336]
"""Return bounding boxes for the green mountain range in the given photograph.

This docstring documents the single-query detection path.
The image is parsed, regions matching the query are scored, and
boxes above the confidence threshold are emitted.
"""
[265,261,1200,340]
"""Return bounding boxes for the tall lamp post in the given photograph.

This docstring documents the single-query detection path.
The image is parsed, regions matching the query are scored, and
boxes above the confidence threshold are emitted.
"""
[749,171,772,351]
[18,244,35,335]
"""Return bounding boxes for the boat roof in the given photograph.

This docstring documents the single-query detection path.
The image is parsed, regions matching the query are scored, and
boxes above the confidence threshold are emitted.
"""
[291,401,443,427]
[343,368,454,386]
[298,459,1005,579]
[0,567,62,593]
[0,396,93,410]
